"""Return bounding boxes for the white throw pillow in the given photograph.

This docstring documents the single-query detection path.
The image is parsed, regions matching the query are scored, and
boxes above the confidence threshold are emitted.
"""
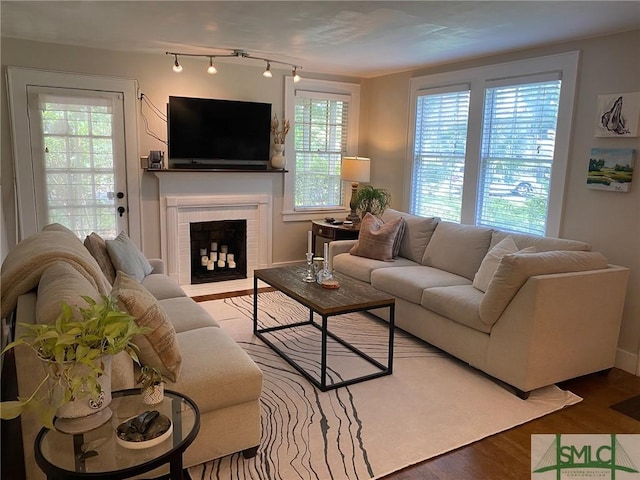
[106,232,153,282]
[473,237,535,292]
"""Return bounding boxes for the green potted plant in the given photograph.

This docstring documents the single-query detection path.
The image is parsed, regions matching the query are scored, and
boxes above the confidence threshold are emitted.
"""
[0,295,147,430]
[354,185,391,217]
[137,365,165,405]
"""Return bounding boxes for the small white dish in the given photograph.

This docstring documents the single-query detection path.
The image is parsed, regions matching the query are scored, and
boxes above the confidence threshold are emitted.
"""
[115,418,172,450]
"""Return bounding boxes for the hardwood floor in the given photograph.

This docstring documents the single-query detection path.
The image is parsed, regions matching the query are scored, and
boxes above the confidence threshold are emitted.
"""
[380,368,640,480]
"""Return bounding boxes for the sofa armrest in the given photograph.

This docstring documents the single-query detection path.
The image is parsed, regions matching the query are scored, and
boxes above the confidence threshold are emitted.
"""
[485,265,630,392]
[328,240,357,271]
[148,258,165,274]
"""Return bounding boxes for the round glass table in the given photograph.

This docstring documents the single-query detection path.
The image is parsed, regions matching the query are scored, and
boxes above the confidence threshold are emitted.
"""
[34,389,200,480]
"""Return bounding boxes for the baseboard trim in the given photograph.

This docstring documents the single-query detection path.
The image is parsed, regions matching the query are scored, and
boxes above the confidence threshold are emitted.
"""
[615,347,638,375]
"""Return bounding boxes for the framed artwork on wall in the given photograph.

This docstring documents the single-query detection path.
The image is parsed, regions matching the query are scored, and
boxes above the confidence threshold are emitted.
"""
[587,148,635,192]
[595,92,640,137]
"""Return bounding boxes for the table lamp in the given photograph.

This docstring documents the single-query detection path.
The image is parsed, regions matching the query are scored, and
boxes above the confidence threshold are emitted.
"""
[341,156,371,223]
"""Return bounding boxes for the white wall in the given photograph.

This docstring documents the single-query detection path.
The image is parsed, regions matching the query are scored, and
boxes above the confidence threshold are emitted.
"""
[361,29,640,372]
[2,30,639,372]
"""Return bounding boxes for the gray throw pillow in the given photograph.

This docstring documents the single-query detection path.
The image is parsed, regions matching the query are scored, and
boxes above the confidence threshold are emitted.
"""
[106,232,153,282]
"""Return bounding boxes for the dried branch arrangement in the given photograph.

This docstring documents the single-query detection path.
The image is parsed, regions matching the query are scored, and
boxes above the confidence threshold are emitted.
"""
[271,114,290,144]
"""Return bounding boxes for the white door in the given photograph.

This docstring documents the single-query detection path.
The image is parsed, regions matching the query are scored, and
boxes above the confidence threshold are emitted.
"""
[27,87,128,239]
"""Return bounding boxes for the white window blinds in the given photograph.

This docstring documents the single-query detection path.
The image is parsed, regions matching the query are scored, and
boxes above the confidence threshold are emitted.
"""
[411,88,470,222]
[294,92,349,209]
[38,94,118,238]
[477,77,561,235]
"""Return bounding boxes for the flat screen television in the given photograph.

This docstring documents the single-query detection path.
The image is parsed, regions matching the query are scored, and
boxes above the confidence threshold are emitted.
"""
[167,96,272,169]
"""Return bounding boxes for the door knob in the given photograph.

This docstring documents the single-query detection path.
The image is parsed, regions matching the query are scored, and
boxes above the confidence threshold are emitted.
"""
[118,206,126,217]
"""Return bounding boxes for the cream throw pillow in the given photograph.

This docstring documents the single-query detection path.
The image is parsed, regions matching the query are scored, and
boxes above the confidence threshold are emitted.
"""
[473,237,535,292]
[111,271,182,381]
[84,232,117,285]
[349,213,405,262]
[479,250,609,326]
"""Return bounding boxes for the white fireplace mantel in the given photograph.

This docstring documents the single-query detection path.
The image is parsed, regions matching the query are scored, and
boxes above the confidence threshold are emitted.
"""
[162,194,272,285]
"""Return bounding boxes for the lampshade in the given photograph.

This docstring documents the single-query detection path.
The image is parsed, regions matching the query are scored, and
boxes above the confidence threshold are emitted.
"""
[341,157,371,183]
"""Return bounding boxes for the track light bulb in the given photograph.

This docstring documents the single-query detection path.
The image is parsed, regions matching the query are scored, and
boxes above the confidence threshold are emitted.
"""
[292,67,301,83]
[207,57,217,74]
[173,55,183,73]
[263,62,272,78]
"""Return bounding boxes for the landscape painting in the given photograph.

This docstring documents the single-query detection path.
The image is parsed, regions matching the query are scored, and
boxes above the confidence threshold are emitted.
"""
[587,148,635,192]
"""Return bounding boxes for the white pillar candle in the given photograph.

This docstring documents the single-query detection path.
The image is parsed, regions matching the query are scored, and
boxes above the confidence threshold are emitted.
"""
[209,252,218,261]
[228,261,236,269]
[221,245,228,253]
[199,248,207,256]
[206,260,214,271]
[201,255,209,266]
[307,230,313,254]
[211,242,218,251]
[217,260,226,268]
[219,252,227,261]
[227,253,234,262]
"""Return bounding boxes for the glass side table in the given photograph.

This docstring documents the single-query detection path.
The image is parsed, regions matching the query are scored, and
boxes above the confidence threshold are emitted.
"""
[35,389,200,480]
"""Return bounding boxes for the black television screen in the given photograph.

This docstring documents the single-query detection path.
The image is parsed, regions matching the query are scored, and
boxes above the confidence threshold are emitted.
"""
[168,96,271,168]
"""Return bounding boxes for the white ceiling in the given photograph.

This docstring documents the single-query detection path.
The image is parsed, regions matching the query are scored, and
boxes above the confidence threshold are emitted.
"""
[2,1,639,78]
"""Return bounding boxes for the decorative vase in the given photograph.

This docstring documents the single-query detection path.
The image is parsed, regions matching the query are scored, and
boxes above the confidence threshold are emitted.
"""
[142,384,165,405]
[271,143,286,169]
[45,355,114,433]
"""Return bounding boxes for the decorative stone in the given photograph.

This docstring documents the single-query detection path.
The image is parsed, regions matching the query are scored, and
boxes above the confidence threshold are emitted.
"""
[116,410,171,442]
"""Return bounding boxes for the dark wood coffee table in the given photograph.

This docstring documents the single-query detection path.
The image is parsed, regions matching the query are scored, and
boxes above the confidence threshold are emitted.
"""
[253,265,395,391]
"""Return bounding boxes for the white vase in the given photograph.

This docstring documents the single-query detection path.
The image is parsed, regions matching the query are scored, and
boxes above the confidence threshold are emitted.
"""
[142,384,165,405]
[271,143,286,169]
[45,355,114,433]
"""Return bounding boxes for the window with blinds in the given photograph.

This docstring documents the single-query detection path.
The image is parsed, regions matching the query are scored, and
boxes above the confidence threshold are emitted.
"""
[294,92,349,209]
[477,78,561,235]
[39,94,118,238]
[411,88,470,222]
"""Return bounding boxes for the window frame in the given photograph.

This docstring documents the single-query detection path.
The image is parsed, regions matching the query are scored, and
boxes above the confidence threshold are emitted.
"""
[406,52,579,237]
[283,77,361,222]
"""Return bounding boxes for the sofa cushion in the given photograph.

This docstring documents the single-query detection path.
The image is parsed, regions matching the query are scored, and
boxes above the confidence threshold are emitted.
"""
[36,261,101,325]
[42,223,81,242]
[349,213,405,262]
[333,253,419,283]
[169,327,262,413]
[422,221,493,280]
[141,274,187,300]
[372,266,471,304]
[106,232,153,282]
[84,232,117,285]
[111,271,182,381]
[490,230,591,252]
[382,209,439,263]
[421,285,489,333]
[473,237,536,292]
[158,297,220,333]
[480,250,610,326]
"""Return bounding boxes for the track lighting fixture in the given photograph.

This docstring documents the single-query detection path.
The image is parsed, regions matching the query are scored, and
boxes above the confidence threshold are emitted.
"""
[166,49,302,81]
[263,62,272,78]
[207,57,217,75]
[172,54,183,73]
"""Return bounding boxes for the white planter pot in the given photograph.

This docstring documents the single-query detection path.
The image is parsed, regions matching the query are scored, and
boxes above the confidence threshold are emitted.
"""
[142,384,165,405]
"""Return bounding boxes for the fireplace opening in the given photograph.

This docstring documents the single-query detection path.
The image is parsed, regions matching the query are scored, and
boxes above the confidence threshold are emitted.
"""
[190,220,247,284]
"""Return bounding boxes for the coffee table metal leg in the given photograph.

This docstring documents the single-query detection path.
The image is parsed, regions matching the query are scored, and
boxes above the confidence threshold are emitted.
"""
[253,276,258,334]
[388,303,395,374]
[321,314,328,390]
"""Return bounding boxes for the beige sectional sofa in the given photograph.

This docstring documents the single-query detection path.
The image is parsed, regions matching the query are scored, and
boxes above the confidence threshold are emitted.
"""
[329,209,630,398]
[1,226,263,479]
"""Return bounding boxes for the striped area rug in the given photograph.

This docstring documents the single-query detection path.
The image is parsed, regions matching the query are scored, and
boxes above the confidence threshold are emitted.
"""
[189,291,581,480]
